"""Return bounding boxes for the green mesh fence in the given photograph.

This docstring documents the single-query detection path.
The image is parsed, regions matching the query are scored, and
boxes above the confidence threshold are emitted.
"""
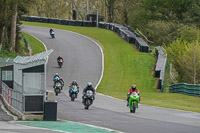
[169,83,200,96]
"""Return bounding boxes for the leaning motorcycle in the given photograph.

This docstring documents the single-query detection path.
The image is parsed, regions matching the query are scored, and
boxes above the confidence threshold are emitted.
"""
[57,59,63,68]
[50,31,55,38]
[129,92,139,113]
[83,90,94,109]
[54,81,62,96]
[69,85,79,101]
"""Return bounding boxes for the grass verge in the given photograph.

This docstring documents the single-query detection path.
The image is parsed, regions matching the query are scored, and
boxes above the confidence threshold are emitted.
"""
[21,32,45,54]
[22,21,200,113]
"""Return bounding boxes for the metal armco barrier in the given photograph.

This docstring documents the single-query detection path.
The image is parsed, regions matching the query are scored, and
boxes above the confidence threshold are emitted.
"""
[154,46,167,92]
[169,83,200,96]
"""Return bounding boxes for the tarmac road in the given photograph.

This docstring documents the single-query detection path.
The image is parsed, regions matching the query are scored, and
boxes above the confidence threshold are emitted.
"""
[21,25,200,133]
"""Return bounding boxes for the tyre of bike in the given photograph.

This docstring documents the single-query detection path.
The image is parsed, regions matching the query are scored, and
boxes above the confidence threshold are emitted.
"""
[71,93,76,101]
[84,98,91,110]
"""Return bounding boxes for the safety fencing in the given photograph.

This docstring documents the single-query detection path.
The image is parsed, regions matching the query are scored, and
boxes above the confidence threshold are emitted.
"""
[154,46,167,92]
[2,81,23,112]
[22,16,150,53]
[169,83,200,96]
[1,81,44,113]
[22,34,29,49]
[99,22,150,52]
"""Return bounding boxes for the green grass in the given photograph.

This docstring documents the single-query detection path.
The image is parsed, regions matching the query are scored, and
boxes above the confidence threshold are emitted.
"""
[22,32,45,54]
[22,21,200,113]
[0,32,45,58]
[0,49,18,58]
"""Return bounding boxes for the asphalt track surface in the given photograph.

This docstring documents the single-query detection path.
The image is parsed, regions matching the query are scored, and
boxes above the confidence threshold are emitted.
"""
[20,25,200,133]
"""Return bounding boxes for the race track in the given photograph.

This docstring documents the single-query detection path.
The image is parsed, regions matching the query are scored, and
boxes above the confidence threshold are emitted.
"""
[22,25,200,133]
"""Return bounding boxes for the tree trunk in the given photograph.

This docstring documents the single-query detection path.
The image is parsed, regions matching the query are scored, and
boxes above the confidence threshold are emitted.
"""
[10,1,18,52]
[106,0,115,22]
[0,26,5,52]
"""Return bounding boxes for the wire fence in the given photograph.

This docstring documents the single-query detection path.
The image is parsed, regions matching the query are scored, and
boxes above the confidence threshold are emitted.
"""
[0,58,13,67]
[169,83,200,96]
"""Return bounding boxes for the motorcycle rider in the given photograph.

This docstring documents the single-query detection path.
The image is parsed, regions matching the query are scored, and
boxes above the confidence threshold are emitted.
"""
[53,73,63,86]
[82,82,95,103]
[69,80,79,97]
[59,77,64,89]
[57,55,63,63]
[49,28,54,35]
[53,73,60,81]
[70,80,79,88]
[69,80,79,91]
[127,85,140,106]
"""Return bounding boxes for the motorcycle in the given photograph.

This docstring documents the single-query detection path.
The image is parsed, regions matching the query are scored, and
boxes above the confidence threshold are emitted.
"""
[83,90,94,109]
[54,81,62,96]
[50,31,55,38]
[129,92,139,113]
[57,59,63,68]
[53,76,64,90]
[69,85,79,101]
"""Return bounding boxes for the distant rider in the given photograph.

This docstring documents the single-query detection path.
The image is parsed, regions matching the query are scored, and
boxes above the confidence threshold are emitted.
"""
[53,73,64,89]
[57,55,63,63]
[69,80,79,97]
[69,80,79,92]
[69,80,79,89]
[127,85,140,106]
[59,77,64,88]
[49,28,54,35]
[82,82,95,103]
[53,73,60,82]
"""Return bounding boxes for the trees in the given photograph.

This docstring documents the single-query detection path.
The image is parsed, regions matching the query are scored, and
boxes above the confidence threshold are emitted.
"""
[180,42,200,84]
[10,0,18,52]
[166,39,200,84]
[0,0,12,52]
[0,0,35,54]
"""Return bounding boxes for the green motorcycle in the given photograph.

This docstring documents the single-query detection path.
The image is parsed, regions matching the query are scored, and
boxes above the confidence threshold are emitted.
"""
[129,92,139,113]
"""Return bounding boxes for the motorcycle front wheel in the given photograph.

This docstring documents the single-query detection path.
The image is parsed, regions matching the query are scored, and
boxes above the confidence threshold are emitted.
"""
[71,93,76,101]
[132,102,136,113]
[84,99,91,110]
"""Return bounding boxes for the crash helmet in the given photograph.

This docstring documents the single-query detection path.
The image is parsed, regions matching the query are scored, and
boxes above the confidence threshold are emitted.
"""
[60,77,62,80]
[132,85,136,90]
[87,82,92,87]
[59,55,61,58]
[72,80,76,84]
[55,73,58,76]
